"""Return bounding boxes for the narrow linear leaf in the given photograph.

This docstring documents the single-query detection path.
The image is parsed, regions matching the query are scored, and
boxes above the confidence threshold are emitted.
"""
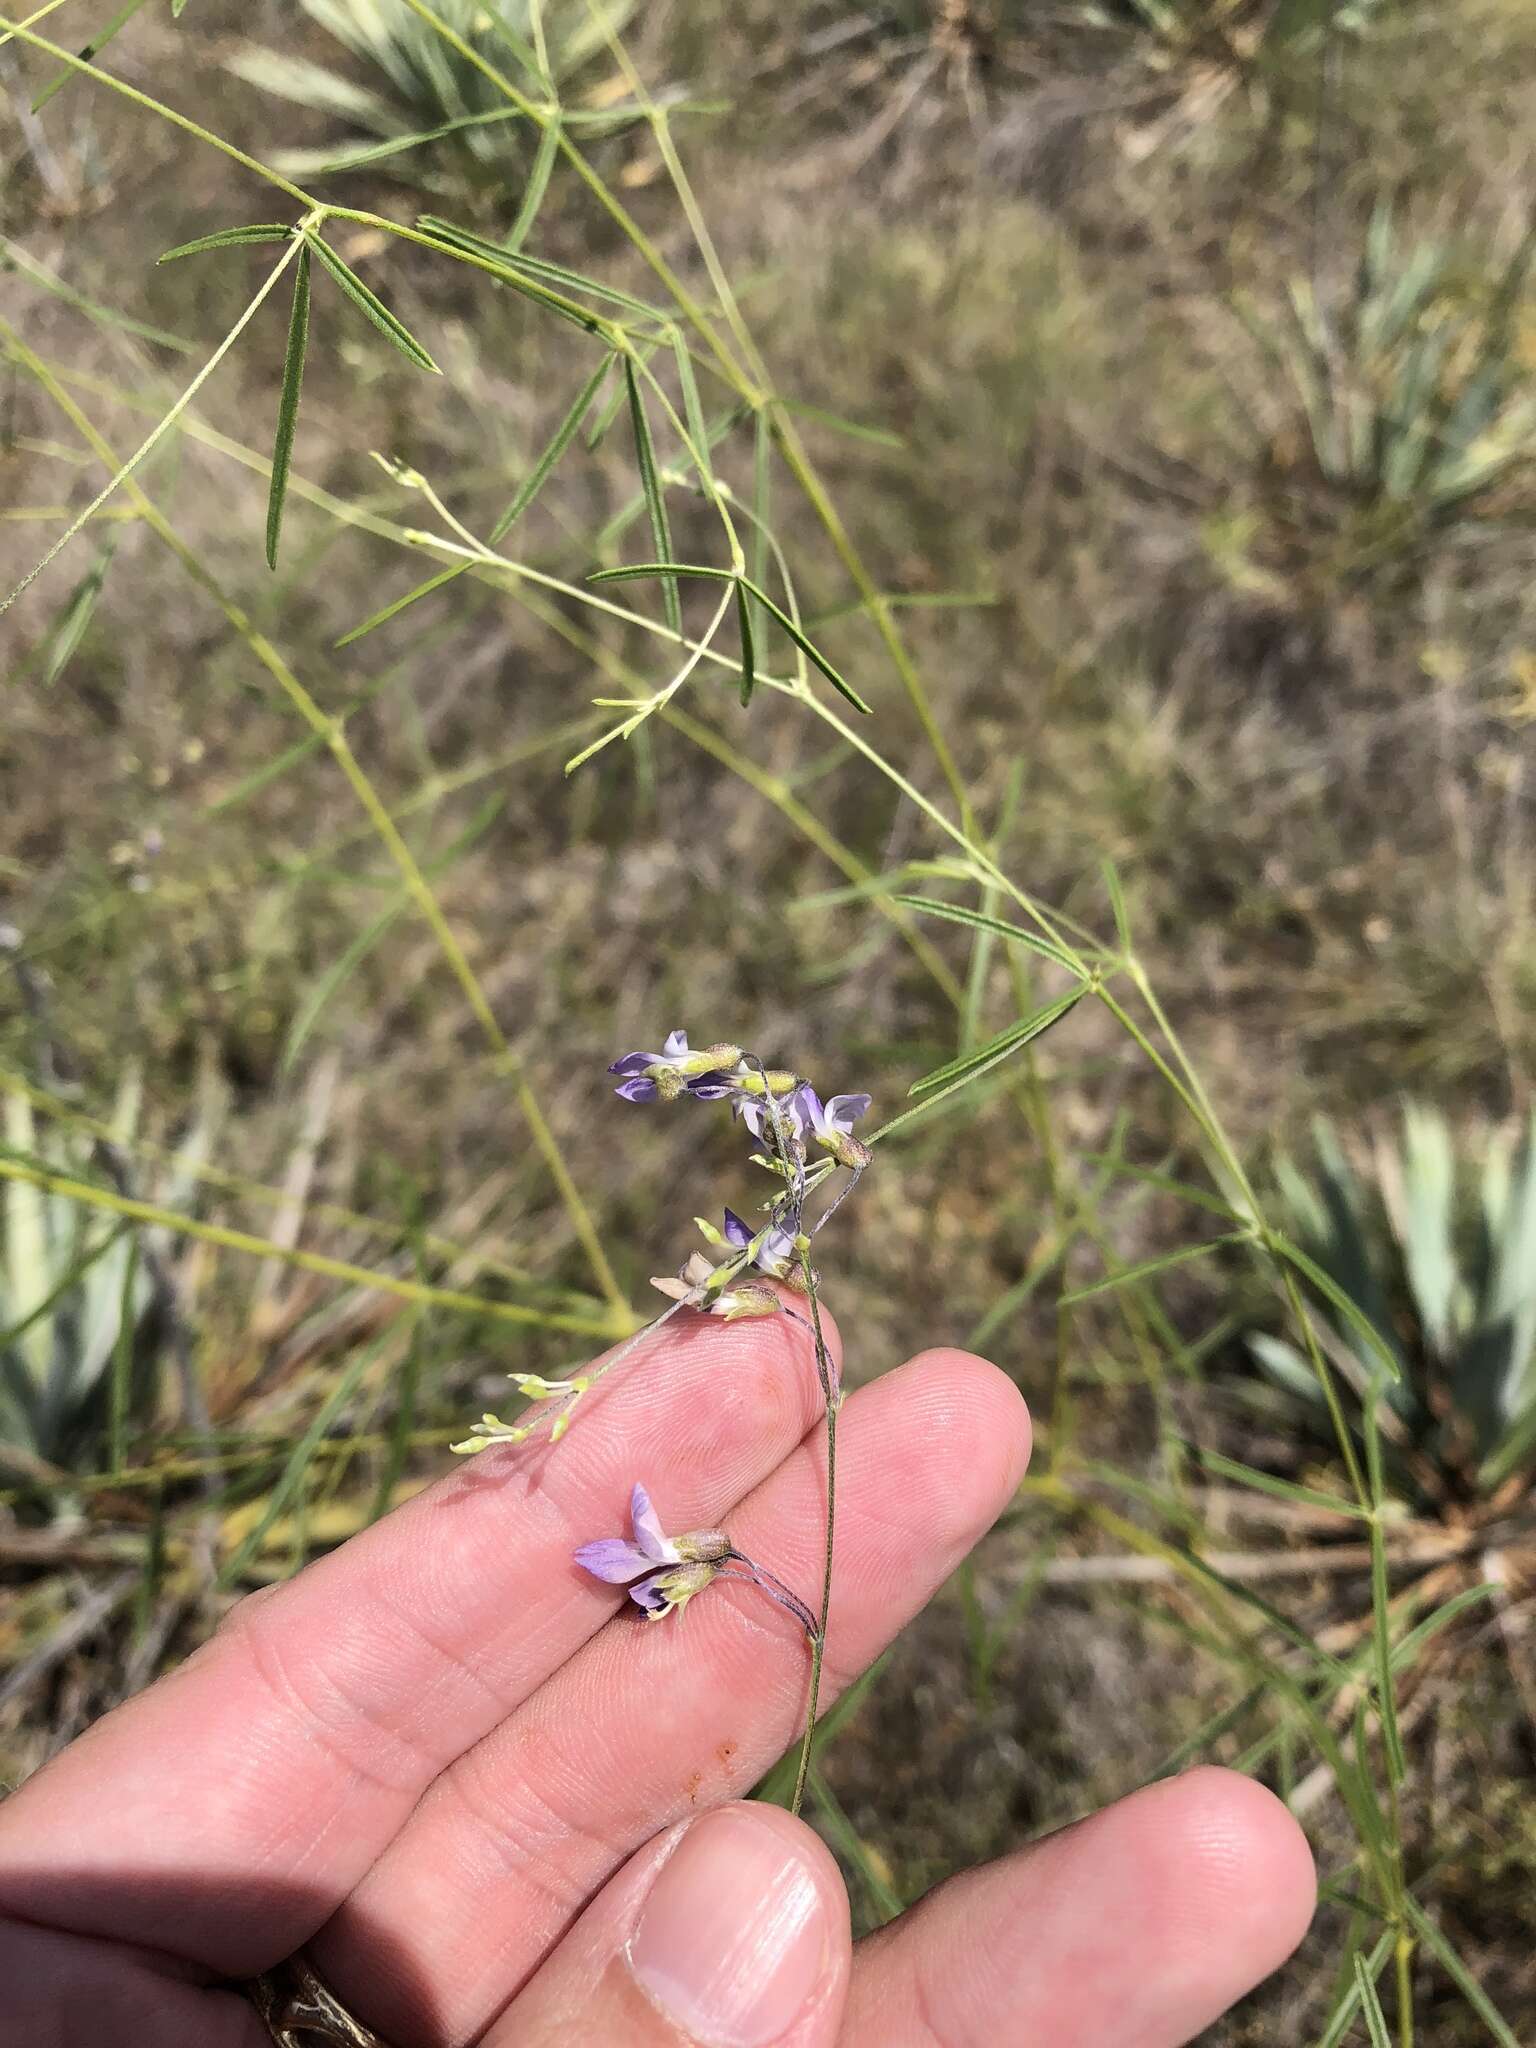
[1354,1952,1393,2048]
[1271,1232,1405,1384]
[31,0,150,112]
[310,237,439,373]
[1315,1933,1395,2048]
[489,354,614,543]
[507,116,560,253]
[266,244,310,571]
[336,566,465,650]
[590,564,874,715]
[158,223,294,264]
[778,395,905,448]
[35,533,117,688]
[1403,1897,1522,2048]
[910,987,1086,1095]
[670,328,713,489]
[621,357,680,636]
[1102,856,1131,952]
[1061,1234,1250,1306]
[735,577,756,707]
[896,894,1074,967]
[1194,1447,1370,1520]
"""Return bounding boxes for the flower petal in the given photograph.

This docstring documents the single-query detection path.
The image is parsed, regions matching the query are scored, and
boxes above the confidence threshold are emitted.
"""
[686,1072,738,1100]
[724,1208,758,1249]
[825,1092,871,1130]
[614,1076,658,1102]
[608,1051,654,1076]
[661,1028,689,1057]
[627,1571,669,1614]
[573,1537,651,1583]
[792,1082,825,1133]
[630,1482,678,1563]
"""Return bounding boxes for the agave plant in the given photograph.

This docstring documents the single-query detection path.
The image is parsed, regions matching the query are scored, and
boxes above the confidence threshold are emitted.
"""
[1248,1104,1536,1507]
[228,0,639,189]
[0,1078,211,1473]
[1240,204,1536,556]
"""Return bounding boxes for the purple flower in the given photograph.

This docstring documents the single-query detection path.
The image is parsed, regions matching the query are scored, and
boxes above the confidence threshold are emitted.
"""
[574,1482,731,1620]
[794,1083,871,1169]
[722,1207,798,1279]
[609,1029,744,1103]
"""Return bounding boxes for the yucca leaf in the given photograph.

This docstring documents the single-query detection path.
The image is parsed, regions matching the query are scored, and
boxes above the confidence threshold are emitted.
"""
[266,243,311,571]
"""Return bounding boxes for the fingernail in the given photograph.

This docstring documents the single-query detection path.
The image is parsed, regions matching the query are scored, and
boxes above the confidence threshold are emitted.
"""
[628,1806,830,2047]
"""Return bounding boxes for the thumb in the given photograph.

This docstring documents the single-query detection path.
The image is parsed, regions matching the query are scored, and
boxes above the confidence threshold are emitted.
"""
[484,1802,851,2048]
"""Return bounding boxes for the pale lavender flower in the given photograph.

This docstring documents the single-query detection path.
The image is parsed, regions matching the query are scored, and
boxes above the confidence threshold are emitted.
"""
[722,1207,798,1279]
[574,1481,730,1620]
[795,1083,872,1169]
[610,1029,742,1103]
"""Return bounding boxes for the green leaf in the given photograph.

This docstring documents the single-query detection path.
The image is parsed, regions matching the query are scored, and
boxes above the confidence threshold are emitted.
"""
[1102,856,1131,951]
[1353,1951,1392,2048]
[309,237,439,372]
[1061,1234,1249,1307]
[621,357,680,637]
[1194,1447,1370,1519]
[590,565,873,715]
[895,894,1074,967]
[33,533,117,688]
[266,244,311,572]
[158,223,294,264]
[1315,1933,1395,2048]
[506,115,560,253]
[1403,1895,1522,2047]
[1270,1232,1405,1383]
[489,354,614,544]
[909,988,1087,1097]
[735,578,756,708]
[31,0,150,111]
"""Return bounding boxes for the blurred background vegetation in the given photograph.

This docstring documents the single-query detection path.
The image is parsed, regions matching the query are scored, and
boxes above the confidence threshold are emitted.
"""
[4,1,1536,2039]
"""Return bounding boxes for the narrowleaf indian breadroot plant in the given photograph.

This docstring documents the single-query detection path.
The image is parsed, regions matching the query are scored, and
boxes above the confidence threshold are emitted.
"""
[2,0,1529,2031]
[453,1030,870,1814]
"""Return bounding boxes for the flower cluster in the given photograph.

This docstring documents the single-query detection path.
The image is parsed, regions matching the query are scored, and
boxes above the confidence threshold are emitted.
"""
[450,1029,871,1456]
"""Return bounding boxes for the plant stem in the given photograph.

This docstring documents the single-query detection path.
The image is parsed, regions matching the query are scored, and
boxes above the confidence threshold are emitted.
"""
[790,1247,838,1818]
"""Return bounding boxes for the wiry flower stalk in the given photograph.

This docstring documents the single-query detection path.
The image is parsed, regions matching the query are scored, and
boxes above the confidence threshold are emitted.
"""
[451,1027,870,1817]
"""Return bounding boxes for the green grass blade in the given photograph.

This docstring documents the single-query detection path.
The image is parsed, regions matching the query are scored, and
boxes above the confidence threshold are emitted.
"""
[621,356,681,636]
[158,224,295,263]
[309,237,439,373]
[266,243,311,571]
[107,1236,139,1474]
[895,894,1075,967]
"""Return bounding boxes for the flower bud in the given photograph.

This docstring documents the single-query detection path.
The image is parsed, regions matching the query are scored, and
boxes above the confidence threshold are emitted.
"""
[674,1527,732,1563]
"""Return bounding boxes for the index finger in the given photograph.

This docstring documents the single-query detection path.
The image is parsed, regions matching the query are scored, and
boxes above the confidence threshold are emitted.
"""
[0,1304,835,1976]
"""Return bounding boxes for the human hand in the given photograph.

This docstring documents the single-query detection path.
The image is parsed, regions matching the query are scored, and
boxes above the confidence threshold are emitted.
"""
[0,1312,1315,2046]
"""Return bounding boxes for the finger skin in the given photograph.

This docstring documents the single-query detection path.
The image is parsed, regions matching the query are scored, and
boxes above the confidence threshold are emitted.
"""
[314,1350,1031,2047]
[0,1921,260,2048]
[484,1805,851,2048]
[0,1307,834,1973]
[842,1767,1317,2048]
